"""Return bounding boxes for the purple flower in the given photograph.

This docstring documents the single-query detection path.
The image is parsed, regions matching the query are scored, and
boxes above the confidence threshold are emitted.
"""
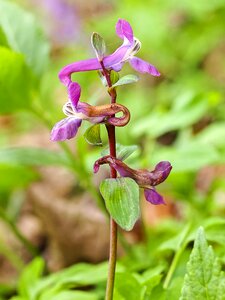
[59,19,160,86]
[31,0,80,46]
[51,82,130,141]
[94,156,172,205]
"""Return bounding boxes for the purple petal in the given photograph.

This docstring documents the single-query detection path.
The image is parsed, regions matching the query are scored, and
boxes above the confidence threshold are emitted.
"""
[59,46,130,86]
[154,161,172,181]
[129,57,160,76]
[148,161,172,186]
[68,82,81,110]
[122,160,171,187]
[103,44,131,69]
[59,58,102,85]
[50,117,82,141]
[144,188,165,205]
[116,19,133,43]
[111,62,124,72]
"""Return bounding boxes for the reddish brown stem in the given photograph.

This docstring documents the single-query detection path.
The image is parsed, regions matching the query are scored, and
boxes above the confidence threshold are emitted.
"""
[100,61,117,103]
[105,125,117,300]
[105,101,117,300]
[100,61,118,300]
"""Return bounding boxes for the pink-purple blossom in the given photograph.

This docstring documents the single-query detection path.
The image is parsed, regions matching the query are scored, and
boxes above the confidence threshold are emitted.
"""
[59,19,160,86]
[94,156,172,205]
[51,82,130,141]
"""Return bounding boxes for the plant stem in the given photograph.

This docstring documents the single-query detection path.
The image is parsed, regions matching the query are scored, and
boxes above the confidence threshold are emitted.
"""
[106,217,118,300]
[105,124,117,300]
[100,62,118,300]
[163,240,187,289]
[163,223,191,289]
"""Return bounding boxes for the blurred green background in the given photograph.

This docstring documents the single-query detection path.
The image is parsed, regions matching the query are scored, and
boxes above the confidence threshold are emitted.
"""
[0,0,225,299]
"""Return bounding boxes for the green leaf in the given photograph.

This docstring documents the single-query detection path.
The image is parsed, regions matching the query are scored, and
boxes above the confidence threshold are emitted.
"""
[40,290,98,300]
[0,46,32,113]
[116,144,139,161]
[152,142,219,172]
[0,283,15,298]
[0,165,38,195]
[150,277,184,300]
[114,272,143,300]
[32,262,117,298]
[110,70,120,85]
[84,124,102,146]
[132,93,209,138]
[0,26,8,46]
[91,32,106,61]
[147,284,166,300]
[98,70,119,87]
[0,0,49,76]
[0,148,70,167]
[195,123,225,148]
[111,74,139,88]
[101,143,139,161]
[180,227,225,300]
[203,217,225,246]
[18,257,45,299]
[100,178,140,231]
[159,223,192,252]
[33,266,95,298]
[166,277,184,300]
[141,266,165,298]
[217,277,225,300]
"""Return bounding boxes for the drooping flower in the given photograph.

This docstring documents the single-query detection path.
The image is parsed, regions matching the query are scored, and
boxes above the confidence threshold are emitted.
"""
[59,19,160,86]
[94,156,172,205]
[51,82,130,141]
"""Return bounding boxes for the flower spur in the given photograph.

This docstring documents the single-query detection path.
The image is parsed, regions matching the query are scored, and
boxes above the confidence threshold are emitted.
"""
[51,82,130,141]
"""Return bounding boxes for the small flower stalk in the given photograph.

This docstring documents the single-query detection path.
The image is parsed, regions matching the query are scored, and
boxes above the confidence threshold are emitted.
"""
[94,156,172,205]
[51,19,171,300]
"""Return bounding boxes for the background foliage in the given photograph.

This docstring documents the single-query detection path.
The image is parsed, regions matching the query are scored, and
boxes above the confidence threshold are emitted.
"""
[0,0,225,299]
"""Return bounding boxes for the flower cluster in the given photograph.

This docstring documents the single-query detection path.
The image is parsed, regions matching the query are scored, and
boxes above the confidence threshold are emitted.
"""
[94,156,172,205]
[51,19,160,142]
[51,18,171,205]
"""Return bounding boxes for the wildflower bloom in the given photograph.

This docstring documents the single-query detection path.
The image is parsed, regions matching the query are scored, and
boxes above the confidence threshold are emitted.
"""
[59,19,160,86]
[51,82,130,141]
[94,156,172,205]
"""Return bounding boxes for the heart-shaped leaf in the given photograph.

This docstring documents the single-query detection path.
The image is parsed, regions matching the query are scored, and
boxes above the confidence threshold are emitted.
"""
[84,124,102,146]
[100,178,140,231]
